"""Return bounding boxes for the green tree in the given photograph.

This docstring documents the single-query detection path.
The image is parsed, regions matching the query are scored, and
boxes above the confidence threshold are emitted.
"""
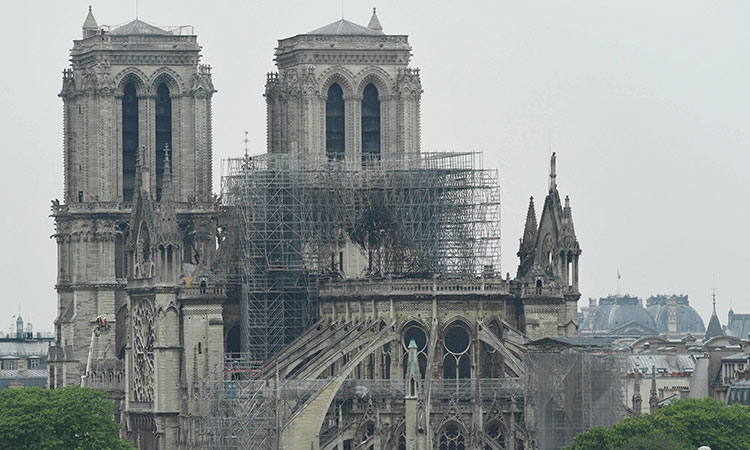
[565,398,750,450]
[0,386,133,450]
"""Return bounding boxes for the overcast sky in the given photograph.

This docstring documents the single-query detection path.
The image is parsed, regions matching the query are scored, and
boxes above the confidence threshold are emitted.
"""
[1,1,747,334]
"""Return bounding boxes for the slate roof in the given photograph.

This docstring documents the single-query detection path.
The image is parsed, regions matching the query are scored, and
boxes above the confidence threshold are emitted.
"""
[111,19,169,36]
[307,19,384,36]
[0,369,47,379]
[628,354,696,375]
[727,312,750,339]
[82,7,98,30]
[0,341,50,358]
[705,312,724,339]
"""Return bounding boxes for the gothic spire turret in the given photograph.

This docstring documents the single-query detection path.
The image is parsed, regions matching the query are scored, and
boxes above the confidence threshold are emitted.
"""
[160,143,174,203]
[705,287,724,339]
[549,152,557,192]
[82,6,98,39]
[649,365,659,411]
[518,197,538,257]
[367,8,383,32]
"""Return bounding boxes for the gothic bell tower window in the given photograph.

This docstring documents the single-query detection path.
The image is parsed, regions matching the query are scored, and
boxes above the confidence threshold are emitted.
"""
[325,83,345,161]
[155,83,172,201]
[122,83,139,201]
[361,83,381,163]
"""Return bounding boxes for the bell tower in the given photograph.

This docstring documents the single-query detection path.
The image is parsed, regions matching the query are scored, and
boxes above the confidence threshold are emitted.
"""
[50,7,218,396]
[265,9,423,165]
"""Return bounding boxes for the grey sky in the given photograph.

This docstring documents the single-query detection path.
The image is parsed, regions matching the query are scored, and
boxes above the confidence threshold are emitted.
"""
[1,1,747,333]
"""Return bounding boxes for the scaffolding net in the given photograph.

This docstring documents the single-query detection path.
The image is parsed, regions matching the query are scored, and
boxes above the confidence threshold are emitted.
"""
[525,350,627,450]
[216,152,501,368]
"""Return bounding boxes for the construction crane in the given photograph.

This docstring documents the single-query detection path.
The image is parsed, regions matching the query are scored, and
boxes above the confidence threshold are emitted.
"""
[80,316,110,388]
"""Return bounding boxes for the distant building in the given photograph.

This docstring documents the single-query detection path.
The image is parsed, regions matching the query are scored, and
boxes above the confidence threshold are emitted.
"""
[580,295,658,336]
[726,309,750,339]
[0,316,53,389]
[580,294,706,338]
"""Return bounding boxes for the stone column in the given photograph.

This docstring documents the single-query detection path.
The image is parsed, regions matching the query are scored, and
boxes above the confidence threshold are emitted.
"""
[344,95,362,169]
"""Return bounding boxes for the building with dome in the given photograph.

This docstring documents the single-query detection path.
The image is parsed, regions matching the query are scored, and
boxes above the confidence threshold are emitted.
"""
[646,295,706,337]
[581,294,706,339]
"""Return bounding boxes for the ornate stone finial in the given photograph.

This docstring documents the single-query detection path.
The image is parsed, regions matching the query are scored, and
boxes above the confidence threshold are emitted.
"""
[549,152,557,192]
[82,5,99,38]
[367,7,383,32]
[162,143,172,180]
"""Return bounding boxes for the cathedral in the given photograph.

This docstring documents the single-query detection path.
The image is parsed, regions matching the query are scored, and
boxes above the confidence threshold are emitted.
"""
[49,8,582,450]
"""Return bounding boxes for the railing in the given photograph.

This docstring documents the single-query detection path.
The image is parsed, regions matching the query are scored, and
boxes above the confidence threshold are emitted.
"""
[182,286,225,297]
[217,375,523,402]
[319,278,510,297]
[520,286,564,297]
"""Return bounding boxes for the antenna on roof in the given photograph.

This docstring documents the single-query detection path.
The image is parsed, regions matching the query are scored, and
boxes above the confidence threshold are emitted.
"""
[136,0,139,19]
[243,131,249,158]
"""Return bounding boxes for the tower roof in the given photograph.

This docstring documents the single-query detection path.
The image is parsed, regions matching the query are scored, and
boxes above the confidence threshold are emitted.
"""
[307,18,384,36]
[82,6,98,31]
[111,19,169,36]
[367,8,383,32]
[705,312,724,339]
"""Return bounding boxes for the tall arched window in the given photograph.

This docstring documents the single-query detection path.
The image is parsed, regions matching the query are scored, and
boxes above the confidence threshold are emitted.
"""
[402,322,428,379]
[122,83,138,201]
[443,323,471,381]
[155,83,172,201]
[438,422,466,450]
[361,83,381,163]
[325,83,345,161]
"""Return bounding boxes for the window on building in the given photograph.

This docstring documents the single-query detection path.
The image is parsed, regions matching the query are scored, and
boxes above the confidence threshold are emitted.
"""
[155,83,172,201]
[438,422,466,450]
[443,323,471,380]
[29,358,40,369]
[122,83,139,201]
[326,83,345,161]
[361,83,381,163]
[402,323,428,379]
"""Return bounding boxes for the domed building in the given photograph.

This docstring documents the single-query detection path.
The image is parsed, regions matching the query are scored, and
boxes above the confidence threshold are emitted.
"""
[646,294,705,337]
[580,295,658,336]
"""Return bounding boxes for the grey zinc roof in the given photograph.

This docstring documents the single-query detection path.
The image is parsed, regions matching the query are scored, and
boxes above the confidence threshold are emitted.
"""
[307,19,384,36]
[82,7,98,30]
[705,312,724,339]
[721,352,748,362]
[727,313,750,339]
[111,19,169,36]
[628,354,696,374]
[0,341,50,358]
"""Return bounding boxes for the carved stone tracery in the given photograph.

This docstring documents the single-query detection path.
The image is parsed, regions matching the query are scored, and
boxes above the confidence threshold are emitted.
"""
[132,297,155,403]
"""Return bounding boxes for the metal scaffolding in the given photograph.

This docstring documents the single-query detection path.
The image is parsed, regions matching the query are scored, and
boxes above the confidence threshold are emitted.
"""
[200,365,523,450]
[525,350,627,450]
[216,152,501,368]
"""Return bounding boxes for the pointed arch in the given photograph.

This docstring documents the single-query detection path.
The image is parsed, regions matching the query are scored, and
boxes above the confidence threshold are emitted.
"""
[319,68,356,97]
[361,83,381,162]
[355,68,393,97]
[442,319,472,380]
[115,68,148,95]
[150,68,183,94]
[155,82,172,201]
[437,421,467,450]
[122,81,139,201]
[325,83,345,161]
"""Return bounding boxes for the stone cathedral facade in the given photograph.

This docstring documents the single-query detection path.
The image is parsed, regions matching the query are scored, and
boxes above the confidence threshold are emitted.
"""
[49,8,582,450]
